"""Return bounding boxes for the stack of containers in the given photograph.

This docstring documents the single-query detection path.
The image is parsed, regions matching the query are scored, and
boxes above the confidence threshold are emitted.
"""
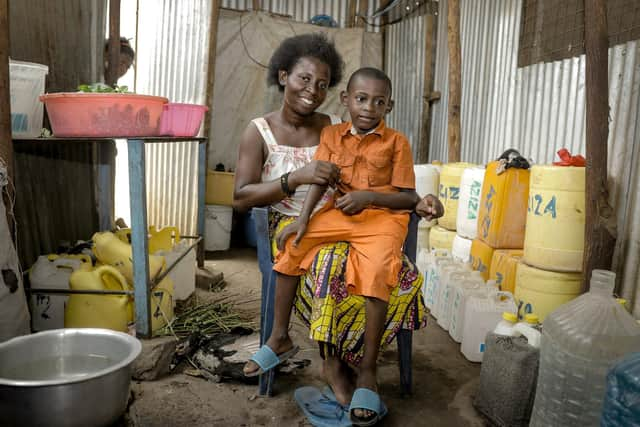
[516,165,585,321]
[414,164,441,255]
[430,163,474,253]
[471,160,530,282]
[453,166,485,263]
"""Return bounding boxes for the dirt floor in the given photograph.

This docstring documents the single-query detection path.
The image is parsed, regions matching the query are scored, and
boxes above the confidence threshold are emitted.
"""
[127,248,487,427]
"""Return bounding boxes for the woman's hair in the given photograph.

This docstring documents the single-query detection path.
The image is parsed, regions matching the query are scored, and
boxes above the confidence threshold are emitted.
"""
[267,33,343,92]
[104,37,135,60]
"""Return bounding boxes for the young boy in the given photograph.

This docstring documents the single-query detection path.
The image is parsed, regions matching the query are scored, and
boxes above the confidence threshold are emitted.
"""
[247,67,420,420]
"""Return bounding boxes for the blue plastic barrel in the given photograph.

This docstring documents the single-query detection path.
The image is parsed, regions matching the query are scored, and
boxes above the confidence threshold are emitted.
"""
[601,352,640,427]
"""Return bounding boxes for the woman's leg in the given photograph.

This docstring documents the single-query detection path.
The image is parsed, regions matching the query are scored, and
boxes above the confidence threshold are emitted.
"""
[244,272,298,375]
[320,343,355,406]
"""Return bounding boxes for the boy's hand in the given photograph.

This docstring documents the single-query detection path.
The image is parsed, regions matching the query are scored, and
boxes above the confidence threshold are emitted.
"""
[415,194,444,220]
[291,160,340,187]
[335,191,372,215]
[276,219,308,250]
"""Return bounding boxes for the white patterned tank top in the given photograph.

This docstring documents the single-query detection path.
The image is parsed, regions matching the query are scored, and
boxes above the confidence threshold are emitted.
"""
[254,115,341,217]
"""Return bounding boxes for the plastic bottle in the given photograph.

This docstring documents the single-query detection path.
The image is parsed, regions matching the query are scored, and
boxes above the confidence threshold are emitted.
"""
[475,311,542,427]
[461,290,518,362]
[529,270,640,426]
[601,352,640,426]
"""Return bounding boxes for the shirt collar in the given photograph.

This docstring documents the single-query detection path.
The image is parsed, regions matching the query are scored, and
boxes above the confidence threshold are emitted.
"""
[340,119,386,137]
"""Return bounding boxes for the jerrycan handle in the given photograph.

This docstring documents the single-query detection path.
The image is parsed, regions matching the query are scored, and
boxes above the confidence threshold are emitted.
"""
[94,265,131,292]
[513,322,541,348]
[490,290,516,306]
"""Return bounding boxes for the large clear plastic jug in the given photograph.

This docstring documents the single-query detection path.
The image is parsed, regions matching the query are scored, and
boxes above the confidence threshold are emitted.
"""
[530,270,640,426]
[425,256,454,311]
[448,274,486,343]
[437,269,472,331]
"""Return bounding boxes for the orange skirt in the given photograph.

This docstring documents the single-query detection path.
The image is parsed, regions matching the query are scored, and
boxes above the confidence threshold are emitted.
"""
[273,207,409,301]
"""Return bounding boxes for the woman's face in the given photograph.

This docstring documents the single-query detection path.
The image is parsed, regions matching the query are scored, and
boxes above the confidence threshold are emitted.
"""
[279,56,331,115]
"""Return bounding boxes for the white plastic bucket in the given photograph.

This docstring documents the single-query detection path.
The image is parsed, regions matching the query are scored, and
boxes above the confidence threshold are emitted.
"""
[156,240,196,301]
[205,205,232,251]
[9,59,48,138]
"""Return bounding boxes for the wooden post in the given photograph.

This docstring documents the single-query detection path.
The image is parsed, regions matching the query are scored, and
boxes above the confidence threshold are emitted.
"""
[356,0,368,28]
[0,0,12,184]
[583,0,616,289]
[348,0,358,27]
[446,0,462,162]
[418,14,437,163]
[252,0,260,11]
[379,0,392,71]
[200,0,220,267]
[105,0,121,86]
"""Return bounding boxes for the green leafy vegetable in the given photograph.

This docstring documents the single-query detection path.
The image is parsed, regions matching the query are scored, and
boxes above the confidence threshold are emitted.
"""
[77,83,129,93]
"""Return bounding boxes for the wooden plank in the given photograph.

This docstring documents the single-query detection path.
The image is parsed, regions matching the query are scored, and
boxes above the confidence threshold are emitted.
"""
[418,14,437,163]
[0,0,11,180]
[0,0,12,237]
[105,0,121,86]
[348,0,358,28]
[357,0,368,28]
[447,0,462,163]
[203,1,220,139]
[583,0,617,290]
[252,0,260,11]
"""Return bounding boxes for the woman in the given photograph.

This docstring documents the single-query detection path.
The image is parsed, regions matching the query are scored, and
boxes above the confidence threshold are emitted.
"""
[233,33,442,424]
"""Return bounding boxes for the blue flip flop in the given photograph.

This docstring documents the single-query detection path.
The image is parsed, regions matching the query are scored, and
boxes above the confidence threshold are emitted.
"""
[294,386,352,427]
[348,388,388,426]
[244,344,300,377]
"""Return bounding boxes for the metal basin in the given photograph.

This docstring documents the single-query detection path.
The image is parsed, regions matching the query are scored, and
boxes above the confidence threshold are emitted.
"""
[0,328,141,427]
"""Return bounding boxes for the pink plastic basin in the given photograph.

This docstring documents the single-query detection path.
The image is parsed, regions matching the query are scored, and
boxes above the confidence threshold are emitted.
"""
[158,103,208,137]
[40,93,169,137]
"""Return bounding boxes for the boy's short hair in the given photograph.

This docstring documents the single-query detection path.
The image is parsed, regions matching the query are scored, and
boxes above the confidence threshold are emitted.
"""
[346,67,392,96]
[267,33,344,92]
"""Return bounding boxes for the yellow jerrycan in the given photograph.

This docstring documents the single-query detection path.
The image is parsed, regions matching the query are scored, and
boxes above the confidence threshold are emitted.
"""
[114,228,132,244]
[64,265,132,332]
[150,275,175,333]
[92,231,165,282]
[148,226,180,254]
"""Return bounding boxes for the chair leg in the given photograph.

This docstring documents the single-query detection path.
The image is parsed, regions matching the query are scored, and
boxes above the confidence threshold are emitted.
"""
[397,328,413,396]
[258,269,277,396]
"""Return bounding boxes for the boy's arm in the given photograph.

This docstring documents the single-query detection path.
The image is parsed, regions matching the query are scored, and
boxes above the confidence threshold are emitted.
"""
[334,188,417,215]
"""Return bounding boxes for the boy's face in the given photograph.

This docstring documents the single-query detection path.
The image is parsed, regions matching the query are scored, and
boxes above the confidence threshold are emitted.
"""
[340,76,393,134]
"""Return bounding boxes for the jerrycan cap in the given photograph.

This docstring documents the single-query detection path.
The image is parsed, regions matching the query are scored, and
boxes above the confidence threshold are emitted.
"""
[502,312,518,323]
[524,313,540,324]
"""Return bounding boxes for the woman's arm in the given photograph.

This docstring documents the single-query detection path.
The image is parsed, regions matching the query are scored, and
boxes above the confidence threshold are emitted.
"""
[232,124,284,212]
[233,122,340,213]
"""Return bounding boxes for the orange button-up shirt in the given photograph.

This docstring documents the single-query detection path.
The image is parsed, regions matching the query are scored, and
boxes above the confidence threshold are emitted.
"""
[314,120,416,194]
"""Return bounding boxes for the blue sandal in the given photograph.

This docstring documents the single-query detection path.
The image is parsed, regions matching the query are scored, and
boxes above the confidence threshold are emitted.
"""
[244,344,299,377]
[294,386,351,427]
[349,388,388,426]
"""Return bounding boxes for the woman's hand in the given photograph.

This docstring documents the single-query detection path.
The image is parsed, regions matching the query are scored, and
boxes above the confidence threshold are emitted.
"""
[276,218,309,250]
[290,160,340,188]
[335,191,372,215]
[415,194,444,220]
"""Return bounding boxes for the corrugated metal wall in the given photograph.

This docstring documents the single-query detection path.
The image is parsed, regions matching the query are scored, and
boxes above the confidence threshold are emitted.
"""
[430,0,640,315]
[385,13,428,159]
[221,0,382,31]
[134,0,384,235]
[134,0,212,235]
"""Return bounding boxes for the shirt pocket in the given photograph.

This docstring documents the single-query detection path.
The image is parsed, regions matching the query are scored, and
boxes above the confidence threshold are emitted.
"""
[367,153,392,186]
[330,153,355,185]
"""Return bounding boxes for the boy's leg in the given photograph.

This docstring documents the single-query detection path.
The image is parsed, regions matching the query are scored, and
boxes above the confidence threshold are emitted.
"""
[353,296,388,419]
[243,272,299,375]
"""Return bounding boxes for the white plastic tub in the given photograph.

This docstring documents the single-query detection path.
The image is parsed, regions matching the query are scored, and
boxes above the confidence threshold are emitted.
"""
[205,205,232,251]
[9,59,48,138]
